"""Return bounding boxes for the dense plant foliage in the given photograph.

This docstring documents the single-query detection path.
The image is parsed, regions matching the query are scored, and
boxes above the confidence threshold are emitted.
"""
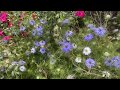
[0,11,120,79]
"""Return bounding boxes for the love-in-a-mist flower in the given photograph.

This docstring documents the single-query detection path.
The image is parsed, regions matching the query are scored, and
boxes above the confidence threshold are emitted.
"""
[75,57,82,63]
[20,26,26,31]
[65,31,73,37]
[111,56,120,68]
[67,75,75,79]
[104,58,113,67]
[34,41,40,47]
[36,26,43,32]
[62,19,70,24]
[32,29,37,36]
[87,24,96,31]
[84,34,94,42]
[40,48,46,54]
[39,40,46,47]
[85,58,95,69]
[61,41,73,53]
[0,12,7,23]
[19,66,26,72]
[83,47,91,55]
[29,20,35,25]
[102,71,110,78]
[11,61,18,66]
[94,27,106,37]
[18,60,26,66]
[40,19,47,24]
[74,11,85,18]
[31,47,36,54]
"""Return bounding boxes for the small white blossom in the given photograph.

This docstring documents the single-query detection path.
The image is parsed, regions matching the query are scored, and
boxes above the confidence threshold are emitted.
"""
[67,75,75,79]
[75,57,82,63]
[31,48,36,53]
[72,43,77,49]
[19,66,26,72]
[105,15,111,19]
[102,71,110,78]
[104,52,110,57]
[83,47,91,55]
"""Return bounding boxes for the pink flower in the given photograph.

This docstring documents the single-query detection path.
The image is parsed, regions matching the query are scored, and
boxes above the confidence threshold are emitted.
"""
[0,30,4,36]
[74,11,85,18]
[2,36,11,41]
[0,12,7,23]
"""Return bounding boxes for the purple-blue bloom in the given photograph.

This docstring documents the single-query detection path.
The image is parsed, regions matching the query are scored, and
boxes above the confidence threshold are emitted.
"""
[40,19,47,24]
[65,31,73,37]
[18,60,26,66]
[29,20,35,25]
[40,48,46,54]
[87,24,96,31]
[61,41,73,53]
[36,26,43,32]
[111,56,120,68]
[37,31,43,36]
[39,40,46,46]
[11,61,18,66]
[113,59,120,68]
[94,27,106,37]
[85,58,95,69]
[20,26,26,31]
[34,41,40,47]
[62,19,69,24]
[104,58,113,67]
[32,30,37,36]
[84,34,94,42]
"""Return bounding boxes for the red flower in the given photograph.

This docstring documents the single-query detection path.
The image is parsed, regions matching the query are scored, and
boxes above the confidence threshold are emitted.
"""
[74,11,85,18]
[8,21,13,28]
[0,30,4,36]
[2,36,11,41]
[0,12,7,23]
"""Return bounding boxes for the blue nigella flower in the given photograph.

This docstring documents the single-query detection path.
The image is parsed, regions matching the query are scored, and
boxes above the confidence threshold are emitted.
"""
[85,58,96,69]
[32,29,37,36]
[61,41,73,53]
[29,20,35,25]
[34,41,40,47]
[39,40,46,47]
[36,26,43,32]
[84,33,94,42]
[18,60,26,66]
[65,31,73,37]
[40,48,46,54]
[104,58,113,67]
[87,24,96,30]
[94,27,106,37]
[40,19,47,24]
[62,19,69,24]
[20,26,26,31]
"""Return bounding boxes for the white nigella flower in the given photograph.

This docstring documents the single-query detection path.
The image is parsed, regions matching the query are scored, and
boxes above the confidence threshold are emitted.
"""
[67,75,75,79]
[72,43,77,49]
[83,47,91,55]
[75,57,82,63]
[102,71,110,78]
[104,52,110,57]
[66,37,71,41]
[50,58,56,65]
[105,14,111,19]
[31,47,36,54]
[19,66,26,72]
